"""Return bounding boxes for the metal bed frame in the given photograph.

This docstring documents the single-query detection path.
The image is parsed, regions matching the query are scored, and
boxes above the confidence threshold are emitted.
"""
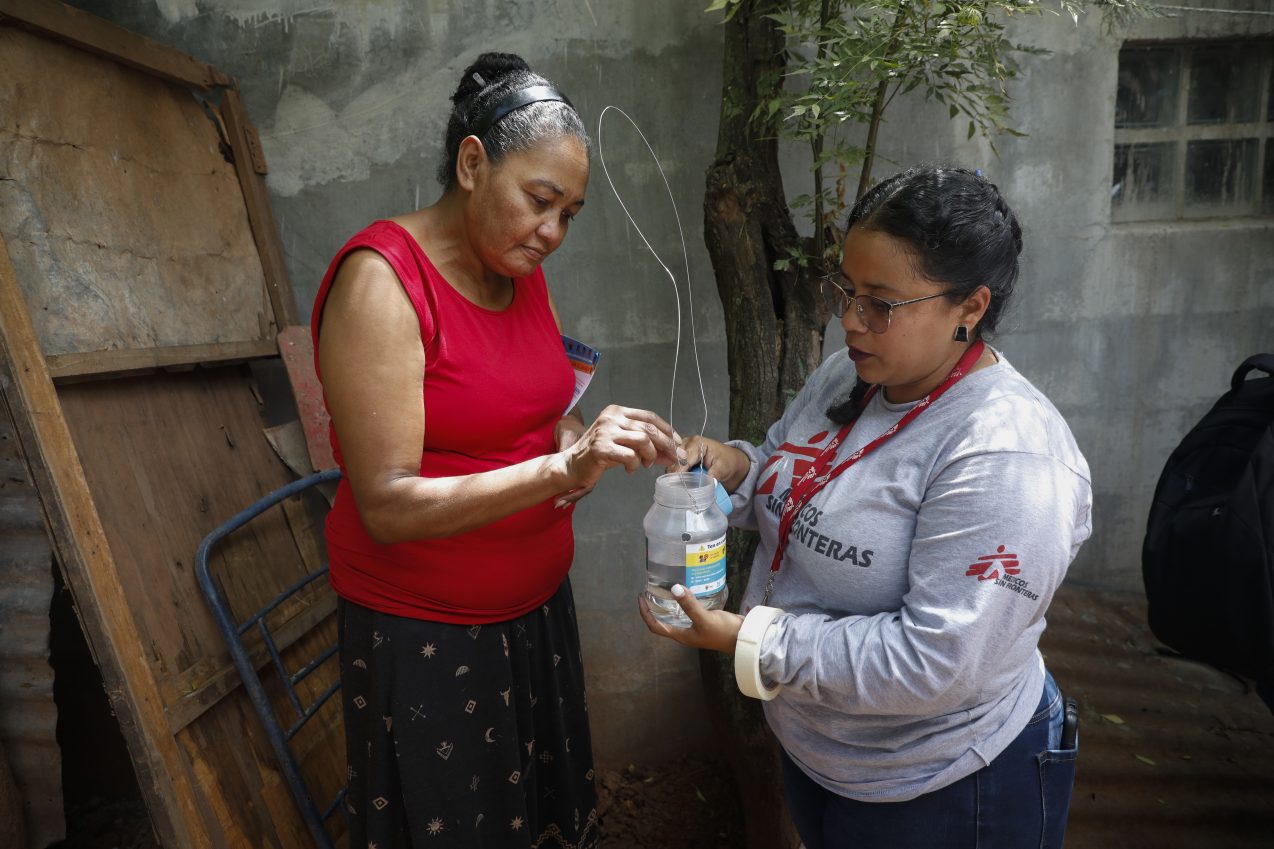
[195,468,345,849]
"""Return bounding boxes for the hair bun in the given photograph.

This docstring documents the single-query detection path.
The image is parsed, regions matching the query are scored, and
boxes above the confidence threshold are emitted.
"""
[991,194,1023,255]
[1008,215,1023,255]
[452,52,532,104]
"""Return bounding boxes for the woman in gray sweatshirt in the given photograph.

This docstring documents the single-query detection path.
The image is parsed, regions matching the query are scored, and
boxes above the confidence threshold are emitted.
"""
[641,167,1092,849]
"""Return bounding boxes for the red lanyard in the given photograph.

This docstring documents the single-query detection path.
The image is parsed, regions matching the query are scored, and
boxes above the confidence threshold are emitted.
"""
[766,340,986,588]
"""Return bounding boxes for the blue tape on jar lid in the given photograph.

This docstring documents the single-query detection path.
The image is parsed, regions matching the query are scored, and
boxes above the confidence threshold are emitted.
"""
[689,464,733,516]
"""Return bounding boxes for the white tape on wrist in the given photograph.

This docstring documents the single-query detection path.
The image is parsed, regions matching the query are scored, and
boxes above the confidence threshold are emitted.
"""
[735,605,785,701]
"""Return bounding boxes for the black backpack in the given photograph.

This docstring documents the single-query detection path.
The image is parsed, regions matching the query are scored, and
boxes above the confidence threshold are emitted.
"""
[1142,354,1274,709]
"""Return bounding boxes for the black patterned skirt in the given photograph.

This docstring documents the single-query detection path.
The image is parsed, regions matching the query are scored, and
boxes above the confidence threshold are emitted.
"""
[338,579,600,848]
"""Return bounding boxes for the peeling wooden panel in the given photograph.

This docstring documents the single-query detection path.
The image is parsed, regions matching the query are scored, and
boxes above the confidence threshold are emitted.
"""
[47,339,279,382]
[0,231,196,849]
[221,88,297,329]
[57,369,303,686]
[0,24,272,359]
[0,382,64,848]
[57,366,344,847]
[0,5,338,846]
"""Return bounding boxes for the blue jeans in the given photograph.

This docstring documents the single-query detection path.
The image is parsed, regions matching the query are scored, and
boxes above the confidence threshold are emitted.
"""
[781,673,1077,849]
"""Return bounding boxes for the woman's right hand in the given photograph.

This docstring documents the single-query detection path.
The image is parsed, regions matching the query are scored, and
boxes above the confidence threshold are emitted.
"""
[556,405,684,492]
[668,435,751,494]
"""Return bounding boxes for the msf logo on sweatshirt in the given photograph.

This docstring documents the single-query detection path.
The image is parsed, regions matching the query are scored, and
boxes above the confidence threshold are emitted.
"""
[967,545,1039,600]
[758,430,874,567]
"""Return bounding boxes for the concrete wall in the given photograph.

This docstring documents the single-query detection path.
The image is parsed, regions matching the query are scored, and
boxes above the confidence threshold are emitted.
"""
[66,0,1272,769]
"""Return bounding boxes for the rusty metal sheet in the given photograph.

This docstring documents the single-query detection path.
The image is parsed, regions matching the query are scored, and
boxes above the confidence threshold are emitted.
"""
[0,394,63,848]
[1042,584,1274,849]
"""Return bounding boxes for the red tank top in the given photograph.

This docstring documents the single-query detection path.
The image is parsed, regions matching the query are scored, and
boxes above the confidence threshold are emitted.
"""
[311,220,576,623]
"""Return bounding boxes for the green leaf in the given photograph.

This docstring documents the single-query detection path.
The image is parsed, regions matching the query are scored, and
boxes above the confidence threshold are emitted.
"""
[967,120,975,139]
[705,0,742,15]
[773,258,791,272]
[949,104,959,118]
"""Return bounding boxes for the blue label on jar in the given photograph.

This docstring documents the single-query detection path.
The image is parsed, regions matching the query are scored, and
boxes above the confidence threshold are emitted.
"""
[685,535,727,597]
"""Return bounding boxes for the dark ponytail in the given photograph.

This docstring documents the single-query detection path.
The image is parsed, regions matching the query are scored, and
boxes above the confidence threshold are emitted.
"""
[826,377,872,424]
[436,52,590,189]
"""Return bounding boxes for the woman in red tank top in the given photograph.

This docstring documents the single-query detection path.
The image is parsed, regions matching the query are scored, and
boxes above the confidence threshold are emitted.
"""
[313,52,679,849]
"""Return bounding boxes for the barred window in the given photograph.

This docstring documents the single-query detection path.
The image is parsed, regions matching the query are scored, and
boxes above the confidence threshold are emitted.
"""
[1112,40,1274,221]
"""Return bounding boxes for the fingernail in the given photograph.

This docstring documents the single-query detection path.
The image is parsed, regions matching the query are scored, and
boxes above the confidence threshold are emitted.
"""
[671,584,686,598]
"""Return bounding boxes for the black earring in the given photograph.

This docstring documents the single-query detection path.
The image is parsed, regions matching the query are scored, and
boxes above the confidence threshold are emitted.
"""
[953,325,969,343]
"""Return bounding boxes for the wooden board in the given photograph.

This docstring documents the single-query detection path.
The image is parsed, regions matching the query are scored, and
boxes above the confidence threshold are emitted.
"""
[56,369,326,709]
[0,3,339,847]
[2,230,347,849]
[0,13,279,370]
[58,368,344,848]
[46,339,279,382]
[0,0,229,90]
[0,224,199,849]
[222,87,298,329]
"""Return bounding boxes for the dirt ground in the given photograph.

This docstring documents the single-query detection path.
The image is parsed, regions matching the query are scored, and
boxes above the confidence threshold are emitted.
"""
[596,756,744,848]
[56,756,742,849]
[52,584,1274,848]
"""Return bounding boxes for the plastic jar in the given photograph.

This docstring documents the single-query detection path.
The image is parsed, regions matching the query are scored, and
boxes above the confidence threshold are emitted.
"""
[644,471,728,627]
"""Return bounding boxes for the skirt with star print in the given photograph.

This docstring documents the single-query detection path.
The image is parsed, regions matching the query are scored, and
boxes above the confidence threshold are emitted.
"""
[338,579,600,848]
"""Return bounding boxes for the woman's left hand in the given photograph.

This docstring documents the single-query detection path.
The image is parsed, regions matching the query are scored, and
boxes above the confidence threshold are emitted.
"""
[639,584,744,654]
[553,413,592,507]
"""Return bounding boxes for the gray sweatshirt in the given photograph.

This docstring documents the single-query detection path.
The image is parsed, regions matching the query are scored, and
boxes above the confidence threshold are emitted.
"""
[728,347,1092,802]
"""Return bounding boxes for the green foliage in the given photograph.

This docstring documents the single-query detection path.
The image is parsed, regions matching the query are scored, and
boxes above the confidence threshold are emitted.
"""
[771,0,1062,213]
[707,0,1152,266]
[771,243,813,273]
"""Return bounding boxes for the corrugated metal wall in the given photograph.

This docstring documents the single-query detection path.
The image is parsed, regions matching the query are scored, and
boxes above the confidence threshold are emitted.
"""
[0,392,63,847]
[1044,584,1274,849]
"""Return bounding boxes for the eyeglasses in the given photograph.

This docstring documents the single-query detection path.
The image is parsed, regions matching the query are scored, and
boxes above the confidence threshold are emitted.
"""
[820,273,951,335]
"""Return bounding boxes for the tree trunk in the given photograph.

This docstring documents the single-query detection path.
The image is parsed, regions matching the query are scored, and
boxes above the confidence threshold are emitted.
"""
[856,8,909,200]
[701,3,829,847]
[856,77,890,201]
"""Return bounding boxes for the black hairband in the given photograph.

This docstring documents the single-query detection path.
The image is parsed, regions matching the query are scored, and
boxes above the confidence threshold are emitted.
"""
[471,84,573,138]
